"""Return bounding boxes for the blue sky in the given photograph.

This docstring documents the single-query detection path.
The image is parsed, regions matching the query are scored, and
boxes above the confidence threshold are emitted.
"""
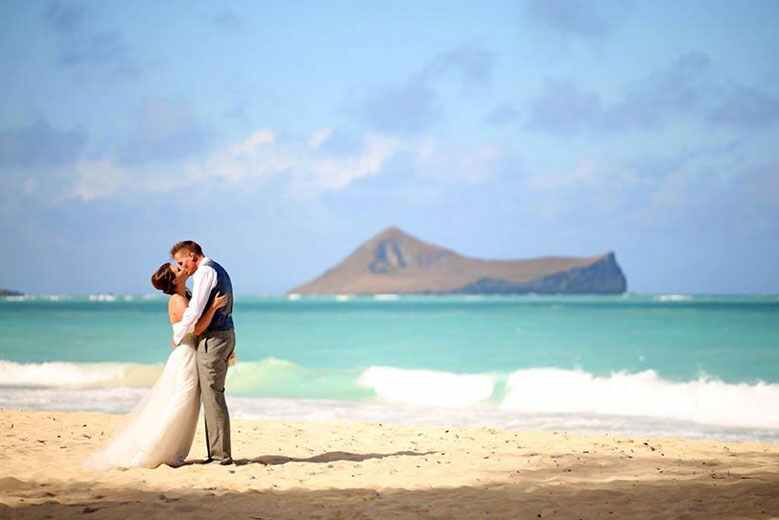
[1,0,778,294]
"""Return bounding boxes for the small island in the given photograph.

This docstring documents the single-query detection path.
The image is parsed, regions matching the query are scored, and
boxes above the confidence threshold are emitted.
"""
[0,288,23,297]
[289,226,627,295]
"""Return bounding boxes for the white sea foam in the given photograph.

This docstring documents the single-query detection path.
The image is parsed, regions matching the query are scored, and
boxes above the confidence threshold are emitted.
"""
[355,365,779,430]
[88,293,117,302]
[2,387,775,442]
[1,294,70,302]
[373,294,399,301]
[0,360,161,388]
[0,358,297,392]
[0,386,149,413]
[501,368,779,429]
[357,366,496,407]
[655,294,693,302]
[2,359,779,435]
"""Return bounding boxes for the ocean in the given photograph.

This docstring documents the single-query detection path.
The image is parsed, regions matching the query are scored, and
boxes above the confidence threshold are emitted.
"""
[1,293,778,441]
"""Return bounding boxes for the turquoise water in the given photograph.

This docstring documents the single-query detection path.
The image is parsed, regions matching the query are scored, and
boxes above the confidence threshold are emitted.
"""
[1,294,778,439]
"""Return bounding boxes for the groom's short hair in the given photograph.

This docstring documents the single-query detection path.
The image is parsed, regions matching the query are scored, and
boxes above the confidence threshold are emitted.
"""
[171,240,203,257]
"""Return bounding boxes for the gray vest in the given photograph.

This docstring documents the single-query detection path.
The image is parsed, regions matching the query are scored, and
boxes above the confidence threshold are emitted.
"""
[201,258,234,333]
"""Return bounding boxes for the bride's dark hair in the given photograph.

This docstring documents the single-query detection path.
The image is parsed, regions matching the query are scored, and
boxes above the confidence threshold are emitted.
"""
[151,263,176,295]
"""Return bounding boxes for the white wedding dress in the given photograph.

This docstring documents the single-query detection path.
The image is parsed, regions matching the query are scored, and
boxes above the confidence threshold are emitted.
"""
[85,327,200,470]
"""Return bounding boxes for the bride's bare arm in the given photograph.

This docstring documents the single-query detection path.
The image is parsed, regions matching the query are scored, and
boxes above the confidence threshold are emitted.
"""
[168,294,187,324]
[194,292,229,336]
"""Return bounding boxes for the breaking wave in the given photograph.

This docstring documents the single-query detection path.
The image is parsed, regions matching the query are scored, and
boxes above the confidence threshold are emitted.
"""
[2,359,778,432]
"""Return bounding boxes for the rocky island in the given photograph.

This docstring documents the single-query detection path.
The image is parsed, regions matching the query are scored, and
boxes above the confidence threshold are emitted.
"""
[0,288,22,297]
[289,226,627,295]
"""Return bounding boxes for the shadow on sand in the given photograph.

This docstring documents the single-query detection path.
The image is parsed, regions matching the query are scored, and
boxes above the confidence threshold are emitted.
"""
[2,471,778,519]
[178,449,439,467]
[234,449,439,466]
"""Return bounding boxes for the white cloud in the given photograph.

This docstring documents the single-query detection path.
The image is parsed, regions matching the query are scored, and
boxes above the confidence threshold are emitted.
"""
[526,158,601,190]
[229,129,275,156]
[307,128,333,150]
[70,159,127,201]
[413,138,502,184]
[22,177,38,195]
[62,128,401,200]
[205,132,293,183]
[203,130,398,190]
[305,134,398,190]
[519,157,644,220]
[55,124,511,202]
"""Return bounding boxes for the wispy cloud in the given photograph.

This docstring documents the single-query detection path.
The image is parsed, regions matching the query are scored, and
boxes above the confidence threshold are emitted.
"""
[525,0,633,40]
[69,158,126,201]
[485,103,520,126]
[524,51,715,135]
[514,138,778,236]
[53,123,513,203]
[413,138,504,185]
[354,82,442,134]
[65,128,400,201]
[117,98,211,165]
[209,129,400,192]
[43,1,140,78]
[0,119,86,169]
[708,84,779,129]
[606,51,711,130]
[521,50,779,137]
[525,78,603,135]
[351,45,495,134]
[44,0,86,32]
[210,8,244,30]
[519,156,643,221]
[420,45,495,87]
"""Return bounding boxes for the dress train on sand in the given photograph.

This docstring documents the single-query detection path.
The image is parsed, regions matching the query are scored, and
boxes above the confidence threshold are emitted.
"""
[85,328,200,470]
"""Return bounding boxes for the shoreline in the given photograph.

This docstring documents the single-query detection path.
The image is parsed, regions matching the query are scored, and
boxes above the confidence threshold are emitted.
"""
[1,409,778,518]
[3,386,779,443]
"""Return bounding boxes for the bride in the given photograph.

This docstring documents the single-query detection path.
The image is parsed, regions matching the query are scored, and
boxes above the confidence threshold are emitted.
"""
[85,262,229,470]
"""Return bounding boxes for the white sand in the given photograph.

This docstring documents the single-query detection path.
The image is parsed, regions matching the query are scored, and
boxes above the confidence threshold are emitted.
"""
[1,409,778,519]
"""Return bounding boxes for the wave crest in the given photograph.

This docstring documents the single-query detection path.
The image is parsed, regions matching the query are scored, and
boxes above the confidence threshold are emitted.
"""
[357,366,496,407]
[655,294,693,302]
[2,359,778,431]
[501,368,779,429]
[0,360,161,388]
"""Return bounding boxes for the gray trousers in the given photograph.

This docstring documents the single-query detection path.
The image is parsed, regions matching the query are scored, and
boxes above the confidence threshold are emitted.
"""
[196,328,235,460]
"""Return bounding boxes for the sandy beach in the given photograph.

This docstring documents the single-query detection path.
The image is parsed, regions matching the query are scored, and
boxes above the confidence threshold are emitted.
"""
[0,410,777,519]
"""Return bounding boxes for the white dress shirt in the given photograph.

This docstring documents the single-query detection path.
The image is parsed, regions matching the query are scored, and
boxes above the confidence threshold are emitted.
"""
[173,256,217,346]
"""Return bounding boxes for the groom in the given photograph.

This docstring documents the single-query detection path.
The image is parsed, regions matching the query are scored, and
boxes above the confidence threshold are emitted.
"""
[171,240,235,465]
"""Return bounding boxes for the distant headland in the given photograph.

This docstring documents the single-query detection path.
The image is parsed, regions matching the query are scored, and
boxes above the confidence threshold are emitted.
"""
[288,226,627,295]
[0,289,23,297]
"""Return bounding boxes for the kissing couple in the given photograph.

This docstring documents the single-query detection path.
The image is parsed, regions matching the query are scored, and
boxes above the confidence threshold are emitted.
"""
[86,241,236,469]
